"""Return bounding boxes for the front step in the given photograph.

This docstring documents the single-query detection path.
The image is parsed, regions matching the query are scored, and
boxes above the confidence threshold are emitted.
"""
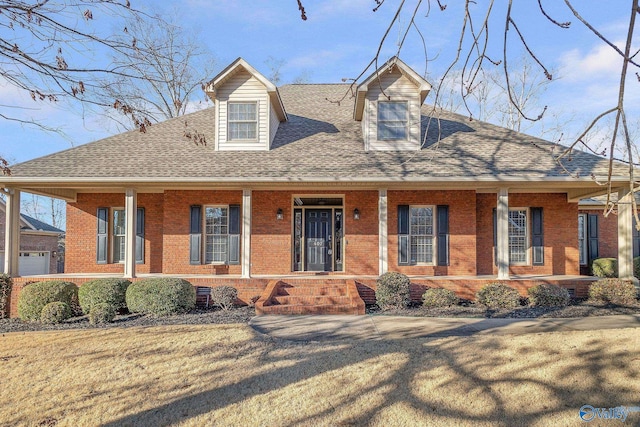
[256,280,365,315]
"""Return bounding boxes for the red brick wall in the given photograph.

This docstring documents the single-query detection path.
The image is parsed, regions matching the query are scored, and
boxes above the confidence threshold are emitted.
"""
[250,190,379,275]
[387,190,477,275]
[162,190,243,275]
[66,193,164,274]
[476,193,579,275]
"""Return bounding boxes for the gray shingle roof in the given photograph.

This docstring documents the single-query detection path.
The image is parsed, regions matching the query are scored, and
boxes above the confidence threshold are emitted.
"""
[21,213,63,233]
[7,84,621,181]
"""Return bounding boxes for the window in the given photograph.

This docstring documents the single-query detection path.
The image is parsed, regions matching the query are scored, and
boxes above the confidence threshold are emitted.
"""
[113,209,126,263]
[410,206,434,264]
[205,207,228,263]
[228,102,257,140]
[509,209,528,264]
[578,213,587,266]
[377,101,408,140]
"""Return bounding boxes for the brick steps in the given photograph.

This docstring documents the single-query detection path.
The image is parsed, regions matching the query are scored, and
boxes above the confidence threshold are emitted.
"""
[256,280,365,315]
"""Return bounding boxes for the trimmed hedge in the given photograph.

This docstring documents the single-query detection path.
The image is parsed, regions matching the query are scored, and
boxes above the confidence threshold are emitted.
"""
[527,284,570,307]
[591,258,618,278]
[422,288,458,308]
[79,278,131,315]
[375,272,411,310]
[89,303,116,325]
[476,283,521,309]
[588,278,638,305]
[210,286,238,310]
[0,274,12,319]
[17,281,79,322]
[125,278,196,316]
[40,302,72,324]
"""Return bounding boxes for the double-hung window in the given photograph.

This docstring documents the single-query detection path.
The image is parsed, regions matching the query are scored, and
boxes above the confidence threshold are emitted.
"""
[96,207,144,264]
[508,209,528,264]
[378,101,408,140]
[112,209,126,263]
[228,102,257,140]
[205,206,228,263]
[410,206,434,264]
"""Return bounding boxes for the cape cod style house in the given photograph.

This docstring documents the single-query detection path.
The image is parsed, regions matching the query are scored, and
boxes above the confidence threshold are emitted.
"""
[2,57,635,315]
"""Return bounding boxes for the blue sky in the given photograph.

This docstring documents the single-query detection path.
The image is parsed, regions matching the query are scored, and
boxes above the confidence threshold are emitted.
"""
[1,0,638,164]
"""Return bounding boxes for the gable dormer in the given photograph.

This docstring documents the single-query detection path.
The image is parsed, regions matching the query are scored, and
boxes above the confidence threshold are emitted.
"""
[354,57,431,151]
[206,58,287,151]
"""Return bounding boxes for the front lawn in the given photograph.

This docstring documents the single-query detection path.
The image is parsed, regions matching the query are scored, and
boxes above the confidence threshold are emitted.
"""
[1,325,639,426]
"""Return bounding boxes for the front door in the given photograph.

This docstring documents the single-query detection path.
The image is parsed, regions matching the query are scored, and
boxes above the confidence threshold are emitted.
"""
[305,209,332,271]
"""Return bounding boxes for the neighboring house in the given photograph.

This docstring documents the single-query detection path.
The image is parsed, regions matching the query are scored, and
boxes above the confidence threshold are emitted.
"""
[1,57,635,314]
[578,195,640,275]
[0,198,62,275]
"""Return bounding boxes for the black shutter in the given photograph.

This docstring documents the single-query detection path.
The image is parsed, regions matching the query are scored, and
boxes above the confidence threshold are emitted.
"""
[531,207,544,265]
[96,208,108,264]
[228,205,240,265]
[634,218,640,258]
[190,205,202,265]
[398,205,410,265]
[437,205,449,266]
[588,214,599,262]
[493,208,497,266]
[136,208,145,264]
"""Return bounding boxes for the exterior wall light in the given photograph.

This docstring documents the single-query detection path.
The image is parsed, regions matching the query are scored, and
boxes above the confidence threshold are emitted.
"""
[276,208,284,220]
[353,208,360,220]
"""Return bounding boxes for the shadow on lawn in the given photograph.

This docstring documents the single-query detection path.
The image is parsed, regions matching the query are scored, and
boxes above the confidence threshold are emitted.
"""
[99,320,640,426]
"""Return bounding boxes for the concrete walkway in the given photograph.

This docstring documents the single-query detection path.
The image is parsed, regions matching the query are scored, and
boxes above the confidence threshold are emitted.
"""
[249,314,640,341]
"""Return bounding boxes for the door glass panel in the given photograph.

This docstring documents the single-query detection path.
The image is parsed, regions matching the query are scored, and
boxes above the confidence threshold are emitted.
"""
[293,209,302,271]
[335,209,343,271]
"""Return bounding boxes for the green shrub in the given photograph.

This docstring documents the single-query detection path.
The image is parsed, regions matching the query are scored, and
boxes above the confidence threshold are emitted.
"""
[88,303,116,325]
[422,288,458,308]
[375,272,411,310]
[591,258,618,278]
[527,284,570,307]
[588,278,638,305]
[17,281,78,322]
[0,274,12,319]
[79,278,131,315]
[125,278,196,316]
[476,283,521,309]
[40,302,72,324]
[210,286,238,310]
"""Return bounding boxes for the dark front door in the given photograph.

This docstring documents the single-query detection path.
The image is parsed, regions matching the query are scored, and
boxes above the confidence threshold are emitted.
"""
[305,209,332,271]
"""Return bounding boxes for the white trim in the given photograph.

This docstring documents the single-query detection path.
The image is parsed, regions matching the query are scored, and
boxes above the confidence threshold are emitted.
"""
[242,189,252,278]
[124,189,137,278]
[496,188,510,280]
[379,189,388,275]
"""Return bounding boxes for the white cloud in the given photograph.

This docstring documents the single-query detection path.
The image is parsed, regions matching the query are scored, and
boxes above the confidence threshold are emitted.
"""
[559,41,624,82]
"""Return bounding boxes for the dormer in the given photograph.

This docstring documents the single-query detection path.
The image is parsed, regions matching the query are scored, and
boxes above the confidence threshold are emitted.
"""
[206,58,287,151]
[354,57,431,151]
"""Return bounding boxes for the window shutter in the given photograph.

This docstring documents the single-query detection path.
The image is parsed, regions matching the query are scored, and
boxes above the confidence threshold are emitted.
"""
[587,214,599,262]
[493,208,497,266]
[398,205,410,265]
[634,218,640,258]
[136,208,145,264]
[437,205,449,266]
[96,208,108,264]
[189,205,202,265]
[531,207,544,265]
[228,205,241,265]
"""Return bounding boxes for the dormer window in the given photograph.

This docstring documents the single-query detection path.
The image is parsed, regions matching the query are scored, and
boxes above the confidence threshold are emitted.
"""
[229,102,258,141]
[378,101,408,140]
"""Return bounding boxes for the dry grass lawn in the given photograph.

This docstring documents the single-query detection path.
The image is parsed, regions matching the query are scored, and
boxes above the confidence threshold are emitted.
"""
[1,325,639,426]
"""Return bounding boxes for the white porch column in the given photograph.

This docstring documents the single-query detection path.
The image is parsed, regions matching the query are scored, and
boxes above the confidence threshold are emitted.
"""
[617,189,639,285]
[3,189,21,276]
[242,189,252,278]
[378,188,388,275]
[123,188,137,279]
[496,188,510,280]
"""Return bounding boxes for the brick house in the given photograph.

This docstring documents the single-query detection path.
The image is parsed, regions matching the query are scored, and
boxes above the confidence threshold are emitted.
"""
[0,198,62,275]
[1,57,635,315]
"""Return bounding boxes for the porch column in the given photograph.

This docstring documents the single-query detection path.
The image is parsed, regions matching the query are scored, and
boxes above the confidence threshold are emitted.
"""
[124,188,137,279]
[496,188,510,280]
[3,189,21,276]
[617,189,639,285]
[242,189,251,278]
[378,189,388,275]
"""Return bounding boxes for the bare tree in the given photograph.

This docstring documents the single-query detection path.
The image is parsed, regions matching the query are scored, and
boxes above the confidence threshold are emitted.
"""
[98,13,217,130]
[0,0,164,174]
[21,194,65,229]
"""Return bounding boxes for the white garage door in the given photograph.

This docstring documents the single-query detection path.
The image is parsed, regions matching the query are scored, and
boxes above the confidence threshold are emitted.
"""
[0,251,50,275]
